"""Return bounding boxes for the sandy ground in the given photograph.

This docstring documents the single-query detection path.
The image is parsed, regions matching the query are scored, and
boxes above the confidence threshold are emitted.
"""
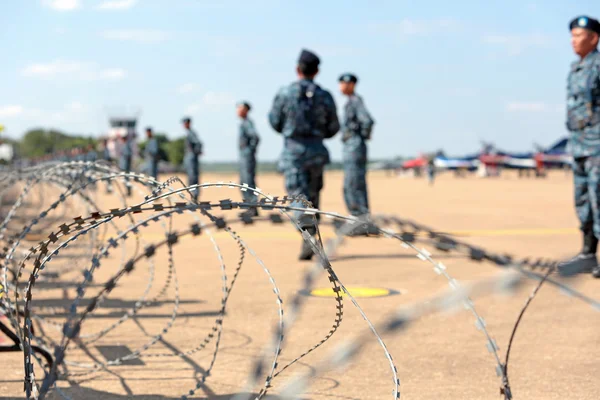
[1,169,599,400]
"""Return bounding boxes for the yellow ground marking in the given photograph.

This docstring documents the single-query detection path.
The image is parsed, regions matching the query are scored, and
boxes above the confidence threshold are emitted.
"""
[307,286,397,298]
[23,227,578,242]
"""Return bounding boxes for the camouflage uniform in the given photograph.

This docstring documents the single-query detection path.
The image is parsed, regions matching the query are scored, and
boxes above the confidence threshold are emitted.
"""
[184,127,202,200]
[145,137,160,179]
[341,94,374,216]
[268,78,339,229]
[568,50,600,241]
[239,117,260,203]
[559,16,600,276]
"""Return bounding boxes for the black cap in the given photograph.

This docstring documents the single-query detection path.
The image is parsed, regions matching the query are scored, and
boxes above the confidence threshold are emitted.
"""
[339,73,358,83]
[298,49,320,68]
[181,117,191,123]
[237,101,251,110]
[145,126,152,131]
[570,16,600,35]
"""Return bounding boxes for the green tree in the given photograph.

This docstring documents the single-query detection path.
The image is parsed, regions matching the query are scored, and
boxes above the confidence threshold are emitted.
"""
[166,137,185,166]
[19,129,97,158]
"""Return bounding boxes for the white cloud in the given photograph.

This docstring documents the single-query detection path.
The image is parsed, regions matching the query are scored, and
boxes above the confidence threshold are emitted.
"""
[184,91,236,113]
[42,0,80,11]
[369,18,462,38]
[96,0,137,10]
[506,102,549,112]
[482,33,553,56]
[177,83,200,94]
[0,106,24,118]
[22,60,84,77]
[202,91,236,106]
[100,68,126,80]
[0,102,88,125]
[100,29,171,43]
[21,60,126,81]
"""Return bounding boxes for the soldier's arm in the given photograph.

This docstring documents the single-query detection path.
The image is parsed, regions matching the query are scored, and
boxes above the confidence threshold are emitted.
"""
[324,91,340,139]
[355,97,375,139]
[268,89,286,133]
[246,120,260,148]
[188,131,203,155]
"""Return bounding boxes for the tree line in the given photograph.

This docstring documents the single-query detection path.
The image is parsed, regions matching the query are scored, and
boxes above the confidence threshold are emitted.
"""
[6,128,368,171]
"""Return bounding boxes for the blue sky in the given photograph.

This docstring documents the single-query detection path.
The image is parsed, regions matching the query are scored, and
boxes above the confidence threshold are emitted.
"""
[0,0,597,161]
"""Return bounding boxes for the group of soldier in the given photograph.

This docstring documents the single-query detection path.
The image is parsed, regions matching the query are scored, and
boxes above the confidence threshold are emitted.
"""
[110,14,600,267]
[23,15,600,269]
[163,49,376,260]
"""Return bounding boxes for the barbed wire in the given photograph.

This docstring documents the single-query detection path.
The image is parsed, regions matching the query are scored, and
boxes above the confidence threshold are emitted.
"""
[0,161,597,400]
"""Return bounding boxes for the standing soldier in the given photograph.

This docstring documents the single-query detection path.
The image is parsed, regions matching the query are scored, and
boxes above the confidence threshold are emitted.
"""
[85,144,97,162]
[236,101,260,217]
[144,127,160,180]
[338,73,376,234]
[426,154,436,185]
[182,117,202,201]
[119,133,134,196]
[558,16,600,277]
[268,49,340,260]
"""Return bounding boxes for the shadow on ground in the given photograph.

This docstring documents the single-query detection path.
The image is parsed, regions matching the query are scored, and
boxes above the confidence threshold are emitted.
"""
[0,388,306,399]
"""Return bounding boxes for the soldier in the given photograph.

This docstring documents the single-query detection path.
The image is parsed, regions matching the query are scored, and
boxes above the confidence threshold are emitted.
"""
[144,127,160,179]
[426,154,436,185]
[338,73,376,234]
[182,117,202,201]
[85,144,97,162]
[236,101,260,217]
[268,49,340,260]
[557,16,600,277]
[119,133,134,196]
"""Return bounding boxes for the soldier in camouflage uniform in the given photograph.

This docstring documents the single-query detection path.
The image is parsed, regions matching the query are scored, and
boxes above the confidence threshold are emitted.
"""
[236,101,260,217]
[557,16,600,277]
[144,127,160,179]
[268,49,340,260]
[182,117,203,201]
[338,73,378,235]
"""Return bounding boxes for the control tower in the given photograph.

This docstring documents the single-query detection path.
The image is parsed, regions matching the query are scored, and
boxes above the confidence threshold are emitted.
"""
[105,108,140,161]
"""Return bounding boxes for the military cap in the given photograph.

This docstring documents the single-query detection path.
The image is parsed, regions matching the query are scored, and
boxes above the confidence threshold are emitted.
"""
[181,117,191,123]
[339,73,358,83]
[237,101,251,110]
[570,16,600,35]
[298,49,320,68]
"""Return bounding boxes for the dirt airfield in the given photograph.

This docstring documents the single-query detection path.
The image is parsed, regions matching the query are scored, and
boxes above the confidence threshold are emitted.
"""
[1,169,598,400]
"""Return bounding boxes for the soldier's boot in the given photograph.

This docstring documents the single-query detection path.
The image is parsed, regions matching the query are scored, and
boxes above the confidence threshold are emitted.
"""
[557,231,598,276]
[298,227,316,261]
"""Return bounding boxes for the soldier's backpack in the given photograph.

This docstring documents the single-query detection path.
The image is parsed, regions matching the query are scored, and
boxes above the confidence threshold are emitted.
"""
[292,81,319,138]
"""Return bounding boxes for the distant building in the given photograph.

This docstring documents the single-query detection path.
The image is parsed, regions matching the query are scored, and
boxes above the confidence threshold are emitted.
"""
[106,115,139,163]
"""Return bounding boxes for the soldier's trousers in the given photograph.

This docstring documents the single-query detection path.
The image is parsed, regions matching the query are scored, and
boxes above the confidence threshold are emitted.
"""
[284,165,324,229]
[573,156,600,238]
[119,156,132,195]
[343,152,369,216]
[147,160,158,180]
[240,154,257,203]
[186,156,200,200]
